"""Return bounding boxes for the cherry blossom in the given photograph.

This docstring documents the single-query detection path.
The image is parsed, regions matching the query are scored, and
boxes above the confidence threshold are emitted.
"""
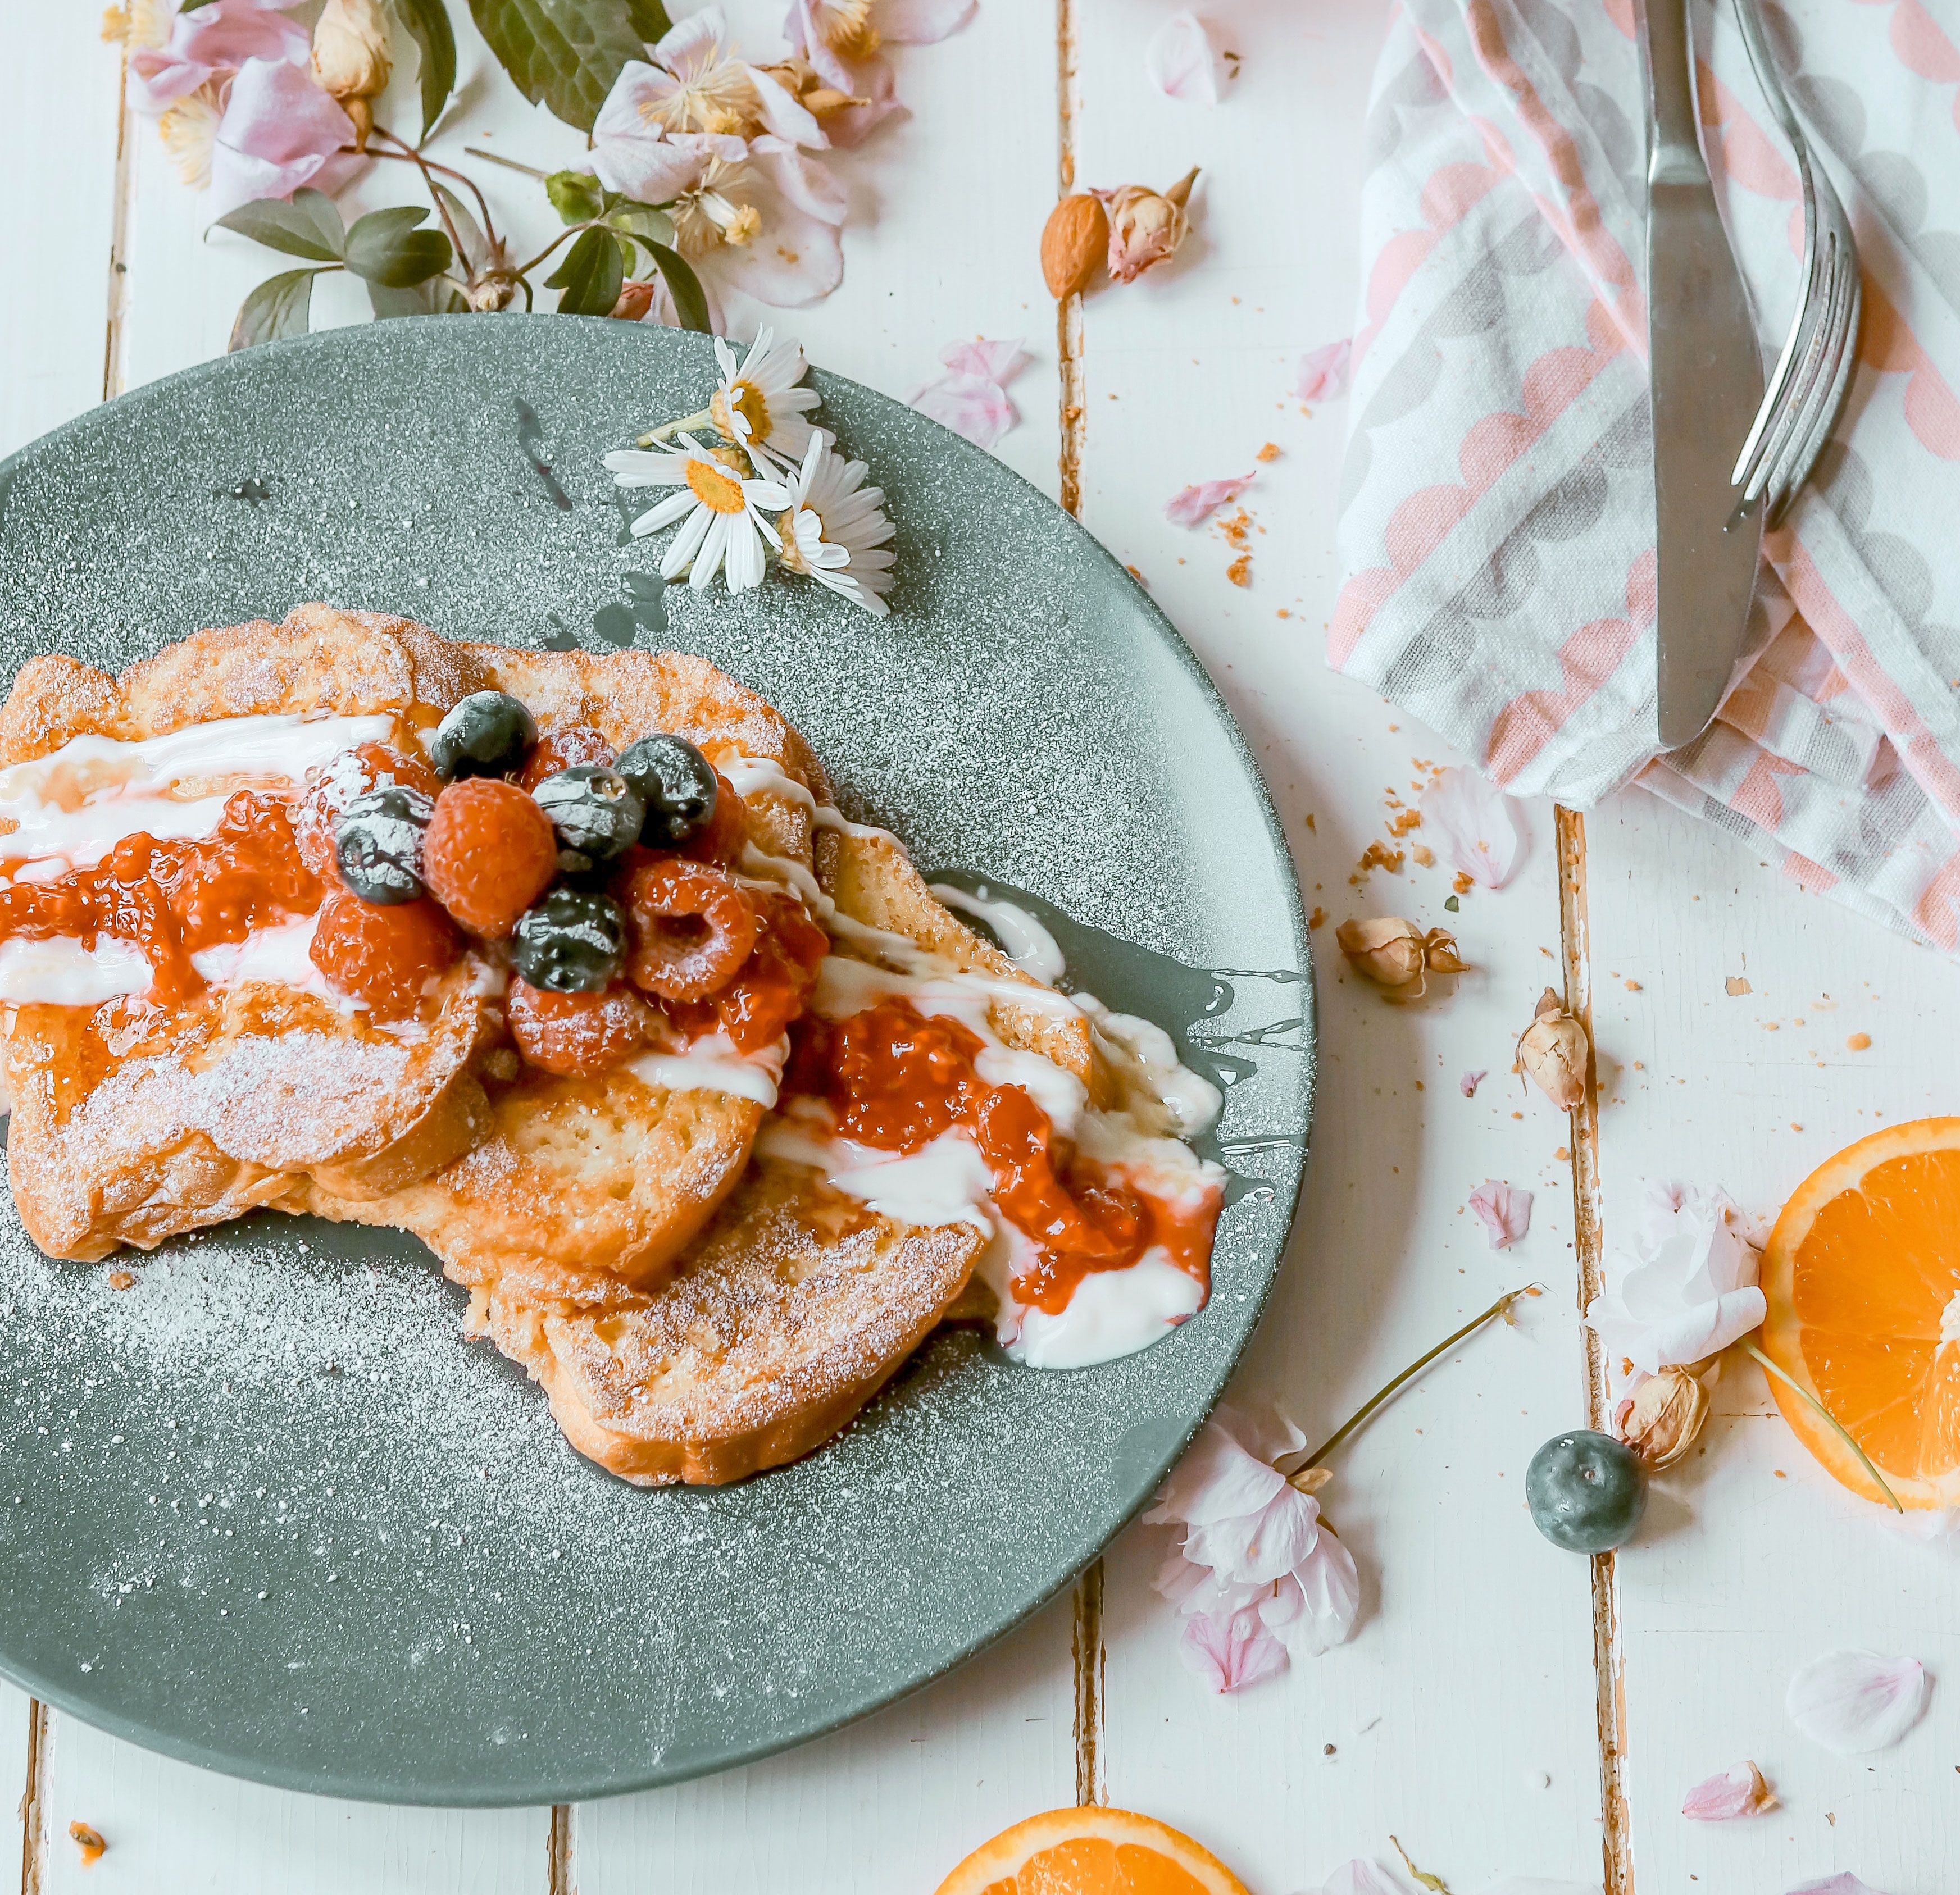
[128,0,309,116]
[1146,12,1228,103]
[1298,338,1353,402]
[601,11,826,148]
[783,0,976,147]
[205,60,357,218]
[907,339,1027,449]
[1468,1179,1532,1250]
[1177,1602,1287,1693]
[1681,1760,1777,1819]
[1166,475,1254,527]
[1420,766,1527,888]
[1584,1180,1765,1374]
[1461,1068,1486,1097]
[1147,1405,1360,1692]
[1786,1649,1928,1755]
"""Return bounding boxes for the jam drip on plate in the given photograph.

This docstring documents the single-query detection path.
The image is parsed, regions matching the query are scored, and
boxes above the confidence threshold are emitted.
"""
[786,995,1220,1314]
[0,790,321,1005]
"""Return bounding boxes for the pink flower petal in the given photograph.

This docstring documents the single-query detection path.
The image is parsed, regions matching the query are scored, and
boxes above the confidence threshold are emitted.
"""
[1461,1068,1486,1097]
[1682,1760,1777,1820]
[129,0,309,115]
[878,0,977,43]
[1787,1650,1929,1754]
[1146,11,1226,103]
[1468,1179,1532,1250]
[1177,1602,1288,1693]
[908,372,1017,448]
[940,337,1027,383]
[1297,338,1352,403]
[207,59,357,219]
[1787,1879,1891,1895]
[1166,475,1254,527]
[1315,1863,1406,1895]
[1420,766,1528,889]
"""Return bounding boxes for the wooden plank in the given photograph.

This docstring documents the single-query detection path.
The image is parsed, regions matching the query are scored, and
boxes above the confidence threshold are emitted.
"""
[0,0,122,454]
[4,1685,30,1894]
[572,1596,1077,1893]
[34,1716,545,1895]
[1582,789,1960,1895]
[1074,3,1609,1889]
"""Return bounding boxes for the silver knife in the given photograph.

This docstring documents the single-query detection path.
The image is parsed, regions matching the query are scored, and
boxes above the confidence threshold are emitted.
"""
[1641,0,1765,750]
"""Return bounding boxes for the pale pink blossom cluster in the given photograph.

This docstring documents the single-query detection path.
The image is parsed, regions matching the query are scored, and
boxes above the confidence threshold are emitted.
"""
[124,0,355,218]
[595,2,972,316]
[1144,1404,1359,1693]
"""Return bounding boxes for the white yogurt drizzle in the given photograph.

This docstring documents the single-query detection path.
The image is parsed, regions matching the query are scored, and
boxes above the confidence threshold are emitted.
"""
[0,712,394,1009]
[726,751,1226,1370]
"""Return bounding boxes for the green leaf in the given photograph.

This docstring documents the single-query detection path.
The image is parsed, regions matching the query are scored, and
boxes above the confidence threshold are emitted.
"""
[545,168,607,225]
[393,0,459,141]
[608,201,675,247]
[344,206,453,286]
[467,0,661,132]
[643,241,710,332]
[228,269,320,352]
[433,182,492,277]
[369,277,469,318]
[212,189,345,262]
[545,226,626,316]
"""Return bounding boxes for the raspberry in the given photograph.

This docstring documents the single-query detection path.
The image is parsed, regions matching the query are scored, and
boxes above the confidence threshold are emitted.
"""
[619,855,757,1001]
[507,978,648,1077]
[678,771,747,865]
[309,891,460,1019]
[422,778,558,937]
[517,723,613,791]
[293,742,441,884]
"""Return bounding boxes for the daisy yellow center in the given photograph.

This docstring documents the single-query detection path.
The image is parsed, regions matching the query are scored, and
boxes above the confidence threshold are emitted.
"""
[711,379,771,445]
[775,508,814,572]
[816,0,881,58]
[685,457,749,515]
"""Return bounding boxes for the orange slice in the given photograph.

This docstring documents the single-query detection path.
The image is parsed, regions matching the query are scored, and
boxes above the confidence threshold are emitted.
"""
[1760,1117,1960,1507]
[935,1808,1253,1895]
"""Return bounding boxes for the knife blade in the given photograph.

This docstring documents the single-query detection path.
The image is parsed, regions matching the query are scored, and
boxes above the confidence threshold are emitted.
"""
[1641,0,1765,750]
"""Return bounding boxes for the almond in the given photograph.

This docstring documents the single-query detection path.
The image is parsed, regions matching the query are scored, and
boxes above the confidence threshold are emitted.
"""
[1040,193,1109,299]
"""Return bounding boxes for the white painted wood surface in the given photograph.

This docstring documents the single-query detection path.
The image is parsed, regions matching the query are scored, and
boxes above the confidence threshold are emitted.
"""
[1583,791,1960,1895]
[4,0,1953,1891]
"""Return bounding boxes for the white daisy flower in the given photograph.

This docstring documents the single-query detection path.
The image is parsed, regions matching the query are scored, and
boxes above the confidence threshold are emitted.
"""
[709,329,822,475]
[775,430,896,617]
[603,435,791,594]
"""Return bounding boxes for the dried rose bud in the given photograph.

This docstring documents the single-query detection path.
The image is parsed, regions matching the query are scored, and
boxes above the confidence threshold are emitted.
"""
[1095,166,1198,284]
[1616,1366,1710,1469]
[1515,985,1588,1109]
[610,280,657,322]
[1423,927,1466,973]
[467,270,523,313]
[1336,915,1426,990]
[313,0,391,150]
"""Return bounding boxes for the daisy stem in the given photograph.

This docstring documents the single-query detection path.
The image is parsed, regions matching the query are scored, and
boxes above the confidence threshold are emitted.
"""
[635,407,716,449]
[1739,1338,1903,1513]
[1283,1284,1540,1482]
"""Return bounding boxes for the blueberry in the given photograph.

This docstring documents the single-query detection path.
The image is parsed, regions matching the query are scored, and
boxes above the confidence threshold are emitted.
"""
[615,734,718,850]
[1526,1430,1647,1553]
[430,691,536,781]
[511,887,627,994]
[534,764,645,873]
[334,783,434,905]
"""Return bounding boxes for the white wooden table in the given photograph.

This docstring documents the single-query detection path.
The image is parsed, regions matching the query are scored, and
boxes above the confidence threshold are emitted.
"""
[3,3,1953,1891]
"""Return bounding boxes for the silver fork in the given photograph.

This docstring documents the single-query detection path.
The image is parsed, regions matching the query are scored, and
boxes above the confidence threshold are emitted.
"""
[1727,0,1862,527]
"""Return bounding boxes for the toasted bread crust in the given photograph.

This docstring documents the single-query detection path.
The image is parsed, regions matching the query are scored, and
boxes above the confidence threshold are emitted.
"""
[477,1161,983,1485]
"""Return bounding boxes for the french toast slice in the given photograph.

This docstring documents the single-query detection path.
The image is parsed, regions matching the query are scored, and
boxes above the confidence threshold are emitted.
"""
[299,643,832,1302]
[0,606,500,1261]
[473,828,1095,1484]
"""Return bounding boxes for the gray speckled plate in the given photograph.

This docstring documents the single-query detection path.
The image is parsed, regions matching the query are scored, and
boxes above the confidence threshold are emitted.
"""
[0,317,1312,1805]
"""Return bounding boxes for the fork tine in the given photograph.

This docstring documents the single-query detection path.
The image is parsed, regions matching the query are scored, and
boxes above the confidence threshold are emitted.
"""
[1748,238,1840,508]
[1765,236,1861,525]
[1731,142,1820,490]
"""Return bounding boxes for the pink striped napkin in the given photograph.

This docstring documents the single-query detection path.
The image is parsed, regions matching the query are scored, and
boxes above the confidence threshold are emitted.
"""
[1334,0,1960,950]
